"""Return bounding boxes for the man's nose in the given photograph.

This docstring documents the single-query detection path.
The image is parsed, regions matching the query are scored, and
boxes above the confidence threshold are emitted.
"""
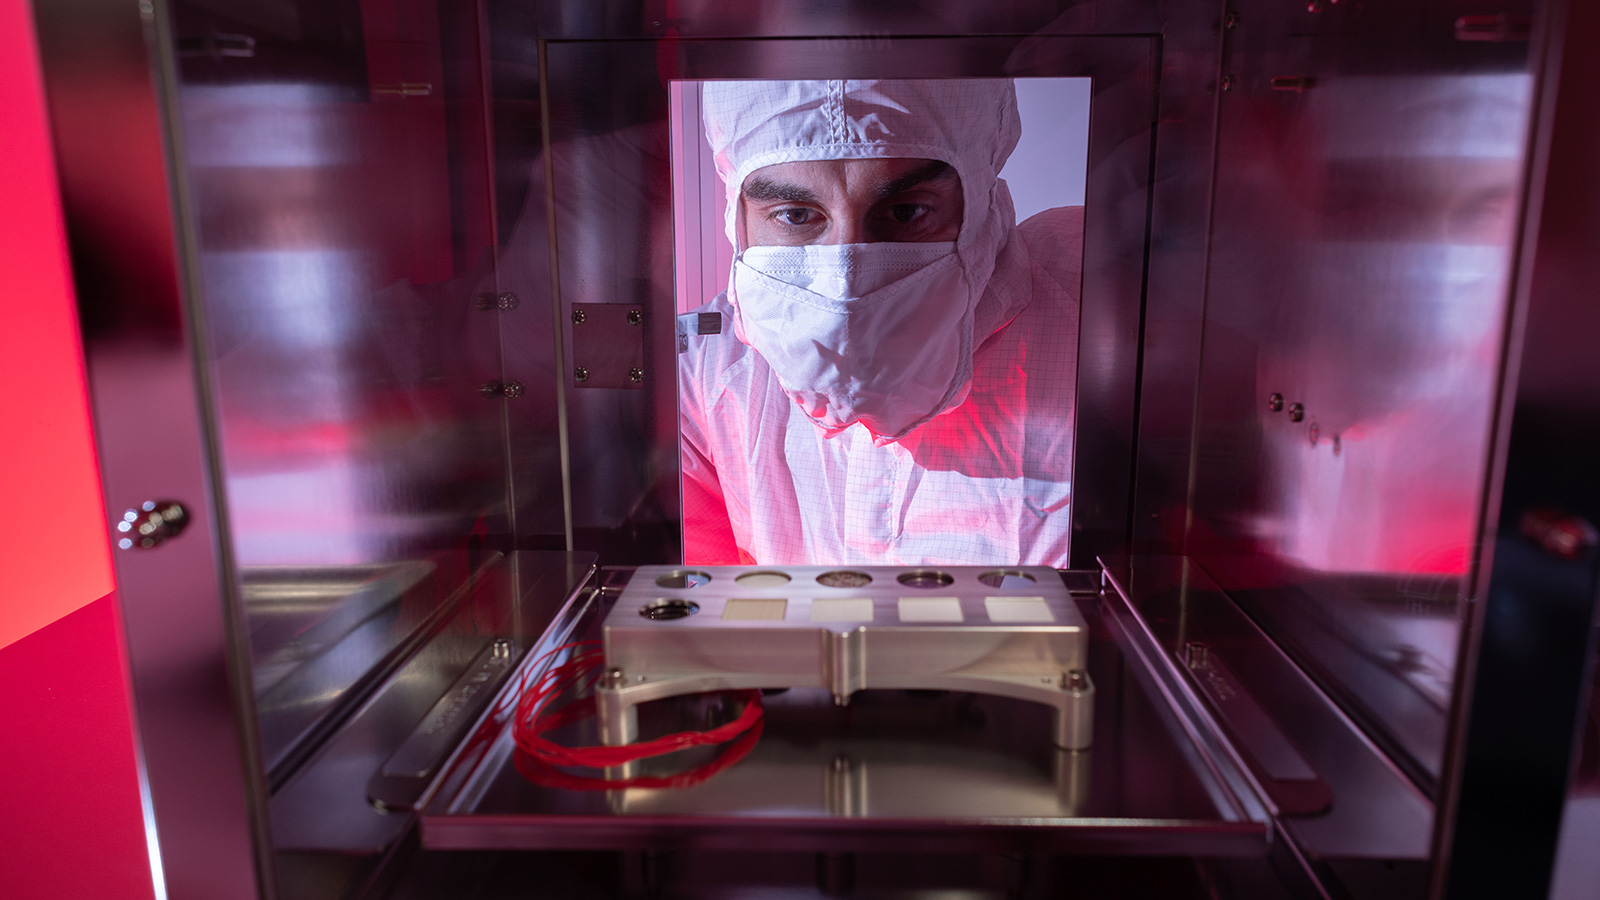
[824,205,873,244]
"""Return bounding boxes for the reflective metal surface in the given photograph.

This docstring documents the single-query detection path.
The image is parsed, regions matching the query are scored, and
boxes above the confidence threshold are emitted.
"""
[269,552,594,857]
[423,569,1270,858]
[1109,557,1434,861]
[166,0,513,779]
[1185,0,1538,802]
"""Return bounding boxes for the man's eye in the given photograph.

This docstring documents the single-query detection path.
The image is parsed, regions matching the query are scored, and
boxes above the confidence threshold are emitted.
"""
[773,208,818,226]
[886,204,929,224]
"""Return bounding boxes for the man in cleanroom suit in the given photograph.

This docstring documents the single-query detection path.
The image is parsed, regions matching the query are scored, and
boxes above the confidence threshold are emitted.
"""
[679,79,1082,566]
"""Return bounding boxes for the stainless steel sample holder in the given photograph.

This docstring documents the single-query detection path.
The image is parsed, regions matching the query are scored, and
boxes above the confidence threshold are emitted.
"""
[596,565,1094,750]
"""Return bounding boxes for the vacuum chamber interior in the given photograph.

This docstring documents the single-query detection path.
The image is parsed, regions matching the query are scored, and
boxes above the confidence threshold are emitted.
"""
[37,0,1585,897]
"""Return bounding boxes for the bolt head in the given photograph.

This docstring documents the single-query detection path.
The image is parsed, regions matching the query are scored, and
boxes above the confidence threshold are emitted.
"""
[628,368,644,383]
[1288,402,1305,422]
[574,367,589,382]
[626,309,643,325]
[571,310,587,325]
[1221,74,1235,92]
[1268,392,1284,412]
[502,381,525,399]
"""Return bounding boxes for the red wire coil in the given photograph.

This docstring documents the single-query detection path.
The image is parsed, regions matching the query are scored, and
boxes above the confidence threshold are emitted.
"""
[506,640,764,788]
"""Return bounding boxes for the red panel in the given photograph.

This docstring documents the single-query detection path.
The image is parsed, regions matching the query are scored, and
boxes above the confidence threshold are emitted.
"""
[0,596,156,900]
[0,6,153,899]
[0,0,115,649]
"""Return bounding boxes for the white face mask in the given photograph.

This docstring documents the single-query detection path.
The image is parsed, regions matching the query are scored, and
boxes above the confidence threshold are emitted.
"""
[729,240,976,443]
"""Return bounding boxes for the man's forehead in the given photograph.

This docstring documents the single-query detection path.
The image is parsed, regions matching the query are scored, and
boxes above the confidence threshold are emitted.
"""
[741,158,955,203]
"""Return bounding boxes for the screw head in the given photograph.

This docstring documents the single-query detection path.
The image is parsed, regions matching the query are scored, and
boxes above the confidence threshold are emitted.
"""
[1268,392,1284,412]
[1288,402,1305,422]
[496,292,518,311]
[626,309,643,326]
[502,381,525,399]
[628,368,644,383]
[571,309,587,325]
[1221,74,1236,92]
[573,367,589,383]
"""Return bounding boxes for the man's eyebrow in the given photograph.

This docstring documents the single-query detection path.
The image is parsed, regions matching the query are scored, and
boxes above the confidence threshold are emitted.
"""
[741,177,818,203]
[876,160,955,199]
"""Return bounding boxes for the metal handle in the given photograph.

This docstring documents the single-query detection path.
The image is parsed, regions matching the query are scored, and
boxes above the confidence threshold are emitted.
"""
[116,500,190,550]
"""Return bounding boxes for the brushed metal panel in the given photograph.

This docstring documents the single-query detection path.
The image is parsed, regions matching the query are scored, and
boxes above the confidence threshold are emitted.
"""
[532,0,1162,41]
[167,0,513,778]
[1191,0,1537,796]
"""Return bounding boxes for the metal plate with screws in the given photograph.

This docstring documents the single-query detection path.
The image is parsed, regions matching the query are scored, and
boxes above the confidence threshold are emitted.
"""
[569,303,646,389]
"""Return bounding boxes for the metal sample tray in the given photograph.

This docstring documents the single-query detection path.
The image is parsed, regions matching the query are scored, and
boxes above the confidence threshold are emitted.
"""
[599,565,1092,750]
[418,568,1272,858]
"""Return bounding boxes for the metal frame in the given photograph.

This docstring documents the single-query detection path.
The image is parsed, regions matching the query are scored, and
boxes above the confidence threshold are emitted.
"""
[33,0,273,896]
[1434,0,1600,895]
[514,32,1161,568]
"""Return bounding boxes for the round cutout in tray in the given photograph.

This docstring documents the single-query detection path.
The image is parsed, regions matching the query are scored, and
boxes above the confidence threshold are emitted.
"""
[816,570,873,588]
[897,569,954,589]
[655,569,712,589]
[977,570,1038,589]
[735,570,791,588]
[640,598,700,620]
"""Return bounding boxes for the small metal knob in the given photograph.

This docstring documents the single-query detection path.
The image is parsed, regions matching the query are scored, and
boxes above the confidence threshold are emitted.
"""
[116,500,190,550]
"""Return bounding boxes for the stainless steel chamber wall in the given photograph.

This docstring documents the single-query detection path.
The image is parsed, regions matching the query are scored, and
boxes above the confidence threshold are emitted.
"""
[31,0,1600,898]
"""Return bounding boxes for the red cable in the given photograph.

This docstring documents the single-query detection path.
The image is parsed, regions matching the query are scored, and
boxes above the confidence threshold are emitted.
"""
[508,639,764,781]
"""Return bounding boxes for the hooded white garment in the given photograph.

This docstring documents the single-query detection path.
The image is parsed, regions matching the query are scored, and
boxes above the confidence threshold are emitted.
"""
[679,79,1081,566]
